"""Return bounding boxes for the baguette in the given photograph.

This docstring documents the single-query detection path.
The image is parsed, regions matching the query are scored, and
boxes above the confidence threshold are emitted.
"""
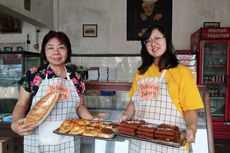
[24,92,60,126]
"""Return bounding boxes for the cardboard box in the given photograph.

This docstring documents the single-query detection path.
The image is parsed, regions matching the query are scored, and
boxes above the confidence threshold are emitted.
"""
[0,137,23,153]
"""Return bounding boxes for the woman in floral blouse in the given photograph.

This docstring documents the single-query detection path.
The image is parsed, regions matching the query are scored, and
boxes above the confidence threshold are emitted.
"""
[11,31,93,153]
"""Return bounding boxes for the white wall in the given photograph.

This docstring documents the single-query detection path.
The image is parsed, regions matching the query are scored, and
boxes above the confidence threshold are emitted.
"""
[57,0,230,54]
[57,0,140,54]
[172,0,230,50]
[0,0,54,28]
[0,0,230,53]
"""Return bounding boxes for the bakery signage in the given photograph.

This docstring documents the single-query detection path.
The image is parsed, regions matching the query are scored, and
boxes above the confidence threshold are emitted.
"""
[0,42,25,52]
[201,28,230,39]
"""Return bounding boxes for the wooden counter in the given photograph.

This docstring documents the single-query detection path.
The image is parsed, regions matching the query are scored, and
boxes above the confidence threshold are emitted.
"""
[0,122,19,137]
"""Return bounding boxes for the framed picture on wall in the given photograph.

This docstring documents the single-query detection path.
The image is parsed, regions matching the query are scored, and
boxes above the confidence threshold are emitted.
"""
[127,0,172,40]
[82,24,97,37]
[0,12,21,33]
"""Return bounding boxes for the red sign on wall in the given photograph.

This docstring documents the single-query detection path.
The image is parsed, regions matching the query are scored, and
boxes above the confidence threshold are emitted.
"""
[201,28,230,39]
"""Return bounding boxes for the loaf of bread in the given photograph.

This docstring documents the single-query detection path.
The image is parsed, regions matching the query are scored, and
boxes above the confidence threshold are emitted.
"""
[24,92,60,126]
[155,124,181,143]
[136,124,156,139]
[158,123,179,131]
[137,124,156,133]
[118,120,145,136]
[119,120,145,129]
[118,126,136,136]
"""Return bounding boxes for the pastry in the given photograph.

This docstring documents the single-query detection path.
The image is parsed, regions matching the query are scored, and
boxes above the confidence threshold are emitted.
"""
[90,121,105,128]
[73,118,90,126]
[119,120,145,129]
[136,130,154,138]
[97,128,114,138]
[69,125,86,135]
[158,123,179,131]
[136,134,153,140]
[137,124,156,133]
[82,128,99,137]
[154,124,181,143]
[104,122,118,132]
[24,92,60,126]
[118,126,136,136]
[155,128,180,136]
[59,120,74,133]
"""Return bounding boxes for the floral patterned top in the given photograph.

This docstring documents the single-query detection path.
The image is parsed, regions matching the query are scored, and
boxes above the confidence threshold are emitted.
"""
[19,64,85,97]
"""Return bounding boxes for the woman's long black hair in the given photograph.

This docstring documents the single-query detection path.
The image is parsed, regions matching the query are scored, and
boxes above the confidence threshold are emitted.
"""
[138,24,178,74]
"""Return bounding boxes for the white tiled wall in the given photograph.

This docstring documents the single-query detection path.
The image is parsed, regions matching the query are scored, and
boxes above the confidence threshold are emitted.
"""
[71,56,141,82]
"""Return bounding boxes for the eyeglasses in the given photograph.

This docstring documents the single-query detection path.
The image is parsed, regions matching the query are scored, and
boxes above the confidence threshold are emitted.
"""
[144,35,165,46]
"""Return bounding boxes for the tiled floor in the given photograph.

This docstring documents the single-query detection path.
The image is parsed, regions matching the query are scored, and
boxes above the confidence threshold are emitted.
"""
[215,139,230,153]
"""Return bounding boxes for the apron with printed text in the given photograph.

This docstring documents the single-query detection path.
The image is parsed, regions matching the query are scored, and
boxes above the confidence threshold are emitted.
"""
[24,66,81,153]
[128,70,188,153]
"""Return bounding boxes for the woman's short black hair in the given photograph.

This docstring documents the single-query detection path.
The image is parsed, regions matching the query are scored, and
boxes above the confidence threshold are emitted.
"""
[40,30,72,63]
[138,23,178,74]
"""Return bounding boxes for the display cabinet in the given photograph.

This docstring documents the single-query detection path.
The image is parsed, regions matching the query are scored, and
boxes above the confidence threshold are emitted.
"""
[84,81,131,122]
[0,51,41,136]
[191,27,230,139]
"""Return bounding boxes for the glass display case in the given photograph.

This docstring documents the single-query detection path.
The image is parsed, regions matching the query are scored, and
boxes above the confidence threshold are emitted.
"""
[202,42,227,118]
[191,27,230,139]
[84,82,131,122]
[0,51,41,123]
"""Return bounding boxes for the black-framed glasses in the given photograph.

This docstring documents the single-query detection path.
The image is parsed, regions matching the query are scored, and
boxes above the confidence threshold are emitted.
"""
[144,35,165,46]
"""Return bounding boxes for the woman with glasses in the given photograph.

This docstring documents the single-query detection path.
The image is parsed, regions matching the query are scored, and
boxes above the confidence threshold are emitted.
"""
[119,24,204,153]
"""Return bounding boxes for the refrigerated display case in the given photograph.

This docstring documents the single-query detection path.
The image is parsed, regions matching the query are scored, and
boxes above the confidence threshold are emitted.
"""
[0,51,41,137]
[191,27,230,139]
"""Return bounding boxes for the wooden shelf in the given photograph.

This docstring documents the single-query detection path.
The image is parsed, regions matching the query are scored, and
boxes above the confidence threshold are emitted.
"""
[204,64,225,68]
[85,81,132,91]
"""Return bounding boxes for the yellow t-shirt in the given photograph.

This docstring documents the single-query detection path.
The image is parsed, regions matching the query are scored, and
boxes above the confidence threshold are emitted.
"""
[128,64,204,114]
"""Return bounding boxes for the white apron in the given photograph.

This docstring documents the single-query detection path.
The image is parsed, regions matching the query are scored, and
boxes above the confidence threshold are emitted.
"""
[24,66,81,153]
[128,70,188,153]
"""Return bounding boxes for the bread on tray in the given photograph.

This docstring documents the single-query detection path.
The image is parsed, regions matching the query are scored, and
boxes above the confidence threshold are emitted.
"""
[117,120,184,145]
[97,128,114,138]
[59,120,74,133]
[58,119,116,138]
[24,92,60,126]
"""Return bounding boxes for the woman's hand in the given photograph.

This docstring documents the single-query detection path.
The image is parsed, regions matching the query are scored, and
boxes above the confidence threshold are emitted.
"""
[11,118,36,136]
[186,127,196,143]
[183,110,198,143]
[119,114,130,123]
[119,101,135,123]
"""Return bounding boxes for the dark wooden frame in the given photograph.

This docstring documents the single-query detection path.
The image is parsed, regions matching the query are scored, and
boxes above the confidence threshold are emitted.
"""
[198,85,215,153]
[82,24,98,37]
[127,0,172,40]
[0,12,21,34]
[203,22,220,28]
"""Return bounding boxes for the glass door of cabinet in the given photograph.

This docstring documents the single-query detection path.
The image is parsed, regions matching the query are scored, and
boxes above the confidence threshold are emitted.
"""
[202,41,228,120]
